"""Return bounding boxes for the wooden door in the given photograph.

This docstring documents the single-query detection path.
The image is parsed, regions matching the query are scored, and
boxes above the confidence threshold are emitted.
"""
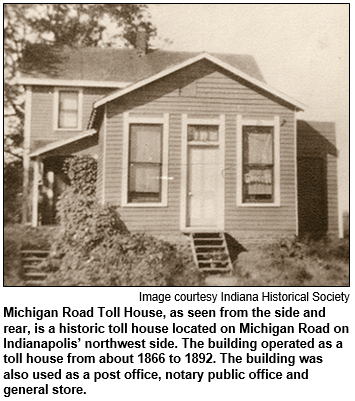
[187,146,220,227]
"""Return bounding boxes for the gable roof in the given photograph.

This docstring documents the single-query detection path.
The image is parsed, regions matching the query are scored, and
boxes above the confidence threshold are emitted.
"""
[19,46,265,87]
[92,52,304,112]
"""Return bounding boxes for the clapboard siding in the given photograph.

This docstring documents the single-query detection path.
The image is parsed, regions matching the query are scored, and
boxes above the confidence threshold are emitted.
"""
[297,121,338,236]
[30,86,113,151]
[96,121,105,202]
[101,61,298,237]
[30,86,53,149]
[104,111,123,205]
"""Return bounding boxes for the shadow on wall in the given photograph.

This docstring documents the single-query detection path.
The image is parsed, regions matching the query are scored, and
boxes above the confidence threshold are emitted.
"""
[297,120,337,158]
[224,233,247,262]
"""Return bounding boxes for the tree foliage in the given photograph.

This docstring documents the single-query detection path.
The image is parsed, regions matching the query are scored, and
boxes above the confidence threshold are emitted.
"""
[24,4,156,47]
[4,4,157,159]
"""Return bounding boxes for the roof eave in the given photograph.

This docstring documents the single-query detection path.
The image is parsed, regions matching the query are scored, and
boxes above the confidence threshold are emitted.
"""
[18,77,131,89]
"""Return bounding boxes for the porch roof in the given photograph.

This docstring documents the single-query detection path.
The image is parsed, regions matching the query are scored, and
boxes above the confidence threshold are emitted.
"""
[29,129,97,158]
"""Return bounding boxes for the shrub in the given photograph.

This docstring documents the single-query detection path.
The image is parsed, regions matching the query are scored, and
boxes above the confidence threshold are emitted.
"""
[234,235,349,286]
[44,233,202,286]
[62,156,97,196]
[4,226,22,283]
[4,161,23,224]
[55,186,127,254]
[304,236,349,263]
[55,156,127,254]
[47,155,201,286]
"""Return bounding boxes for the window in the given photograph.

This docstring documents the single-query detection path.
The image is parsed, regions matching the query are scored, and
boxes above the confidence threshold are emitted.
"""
[58,91,78,128]
[122,114,169,207]
[236,116,280,206]
[54,88,82,130]
[187,125,219,142]
[243,126,274,202]
[128,124,162,203]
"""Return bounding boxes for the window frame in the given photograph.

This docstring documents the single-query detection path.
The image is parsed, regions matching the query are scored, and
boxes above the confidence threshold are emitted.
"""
[121,113,169,207]
[128,123,163,204]
[53,88,83,131]
[243,125,274,203]
[236,115,280,207]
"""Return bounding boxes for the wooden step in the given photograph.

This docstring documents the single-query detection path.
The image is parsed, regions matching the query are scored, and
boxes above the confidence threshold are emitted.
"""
[24,272,47,279]
[21,250,50,256]
[22,257,46,262]
[193,232,222,237]
[193,240,224,246]
[195,244,225,249]
[190,232,232,272]
[21,249,50,285]
[22,265,42,273]
[26,281,45,286]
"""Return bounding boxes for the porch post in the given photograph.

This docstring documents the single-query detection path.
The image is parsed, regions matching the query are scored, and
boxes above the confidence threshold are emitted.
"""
[47,170,54,223]
[22,155,30,224]
[32,157,40,227]
[22,86,32,224]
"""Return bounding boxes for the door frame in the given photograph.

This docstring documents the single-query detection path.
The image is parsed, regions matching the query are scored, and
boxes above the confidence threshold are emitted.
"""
[180,114,225,232]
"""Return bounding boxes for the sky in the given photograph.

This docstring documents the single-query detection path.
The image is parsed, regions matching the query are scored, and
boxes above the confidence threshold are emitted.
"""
[149,4,349,215]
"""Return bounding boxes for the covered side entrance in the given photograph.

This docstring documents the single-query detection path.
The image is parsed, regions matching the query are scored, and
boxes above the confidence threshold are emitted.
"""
[28,129,98,226]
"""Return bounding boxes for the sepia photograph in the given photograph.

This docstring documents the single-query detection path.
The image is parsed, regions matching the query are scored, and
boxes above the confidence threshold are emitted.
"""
[4,4,349,287]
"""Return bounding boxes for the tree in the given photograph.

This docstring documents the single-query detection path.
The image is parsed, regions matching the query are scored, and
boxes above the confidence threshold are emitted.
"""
[4,4,158,224]
[4,4,157,160]
[4,4,30,160]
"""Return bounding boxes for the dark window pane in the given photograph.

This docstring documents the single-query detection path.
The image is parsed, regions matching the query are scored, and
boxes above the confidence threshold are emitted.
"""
[58,91,78,128]
[246,133,272,164]
[128,192,160,203]
[244,166,273,201]
[59,111,77,129]
[130,125,162,163]
[129,164,161,193]
[59,91,78,110]
[243,126,273,135]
